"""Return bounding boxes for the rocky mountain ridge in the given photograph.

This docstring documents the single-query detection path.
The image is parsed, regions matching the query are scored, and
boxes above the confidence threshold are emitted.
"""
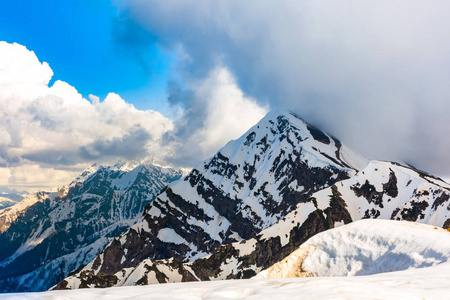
[56,160,450,288]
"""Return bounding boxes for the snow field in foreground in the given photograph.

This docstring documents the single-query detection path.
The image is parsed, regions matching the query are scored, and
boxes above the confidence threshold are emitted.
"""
[5,262,450,300]
[5,219,450,299]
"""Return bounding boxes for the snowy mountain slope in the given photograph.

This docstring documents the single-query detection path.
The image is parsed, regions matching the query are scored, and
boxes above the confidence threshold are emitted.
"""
[0,198,19,210]
[0,162,182,293]
[0,193,23,210]
[27,220,450,300]
[0,236,110,293]
[55,110,366,287]
[256,219,450,278]
[0,192,53,233]
[0,163,102,234]
[313,160,450,227]
[56,160,450,288]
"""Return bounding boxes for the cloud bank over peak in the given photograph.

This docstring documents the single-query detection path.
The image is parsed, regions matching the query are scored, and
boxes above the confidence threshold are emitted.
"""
[164,67,268,167]
[118,0,450,177]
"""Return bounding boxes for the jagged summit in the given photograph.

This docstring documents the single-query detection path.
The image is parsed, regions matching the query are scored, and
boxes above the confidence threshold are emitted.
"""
[220,109,368,172]
[71,162,100,185]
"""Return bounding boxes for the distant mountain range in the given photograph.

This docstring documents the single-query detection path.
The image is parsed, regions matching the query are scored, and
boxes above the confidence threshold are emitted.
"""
[1,110,449,293]
[0,162,182,292]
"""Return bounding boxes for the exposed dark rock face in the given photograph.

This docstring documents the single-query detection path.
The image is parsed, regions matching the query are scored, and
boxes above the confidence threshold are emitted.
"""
[399,200,429,221]
[363,208,381,219]
[53,270,122,290]
[350,169,399,209]
[307,124,330,145]
[383,169,399,198]
[323,185,353,226]
[351,180,385,208]
[0,163,182,293]
[443,218,450,230]
[432,193,450,210]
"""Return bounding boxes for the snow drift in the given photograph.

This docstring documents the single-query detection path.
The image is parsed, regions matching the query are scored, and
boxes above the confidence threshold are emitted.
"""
[256,219,450,278]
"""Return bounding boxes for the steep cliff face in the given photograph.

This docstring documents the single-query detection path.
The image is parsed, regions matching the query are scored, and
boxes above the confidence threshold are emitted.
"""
[55,110,367,287]
[56,161,450,289]
[0,162,182,292]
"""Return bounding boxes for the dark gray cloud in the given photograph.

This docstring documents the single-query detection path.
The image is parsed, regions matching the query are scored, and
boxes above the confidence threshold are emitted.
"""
[111,14,158,76]
[118,0,450,177]
[79,126,152,161]
[164,80,206,141]
[19,126,153,165]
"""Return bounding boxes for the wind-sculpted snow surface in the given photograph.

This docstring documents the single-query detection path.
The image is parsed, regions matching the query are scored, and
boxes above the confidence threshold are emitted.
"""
[14,266,450,300]
[55,110,365,288]
[0,162,182,292]
[257,219,450,278]
[56,161,450,288]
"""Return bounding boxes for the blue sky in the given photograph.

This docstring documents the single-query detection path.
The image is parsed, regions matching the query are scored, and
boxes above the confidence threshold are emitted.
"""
[0,0,174,112]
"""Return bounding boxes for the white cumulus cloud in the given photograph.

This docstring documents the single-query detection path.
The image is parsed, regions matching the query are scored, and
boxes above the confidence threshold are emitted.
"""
[164,67,268,166]
[0,41,174,191]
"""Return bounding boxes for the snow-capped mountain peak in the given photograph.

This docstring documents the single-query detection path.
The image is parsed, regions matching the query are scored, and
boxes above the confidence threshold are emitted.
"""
[55,112,450,290]
[70,163,100,185]
[55,110,369,287]
[220,110,367,173]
